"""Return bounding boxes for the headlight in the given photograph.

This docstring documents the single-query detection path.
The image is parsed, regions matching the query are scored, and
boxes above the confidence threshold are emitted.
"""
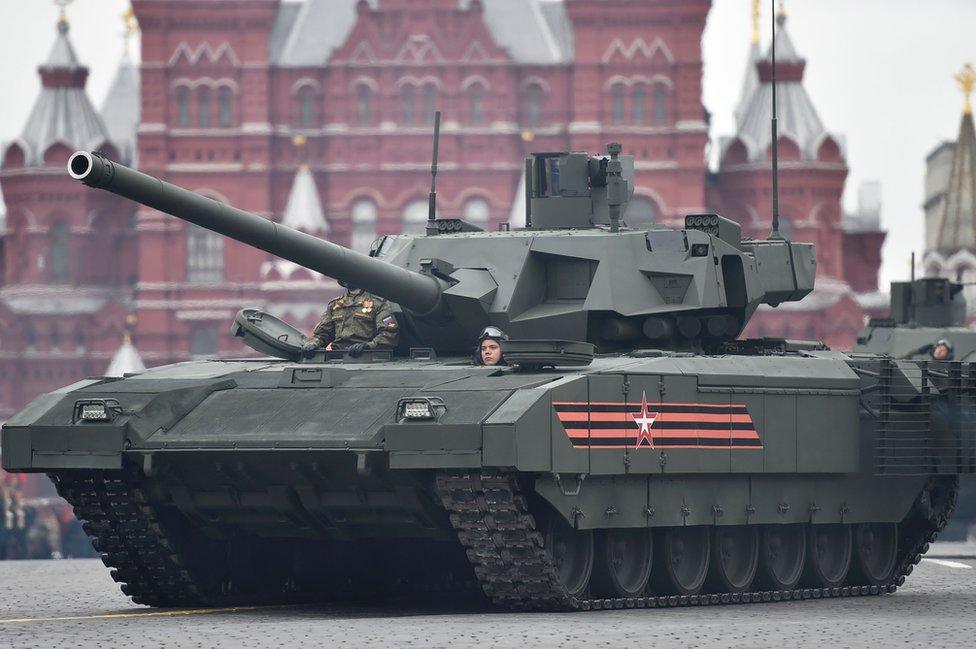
[396,397,446,422]
[73,399,120,423]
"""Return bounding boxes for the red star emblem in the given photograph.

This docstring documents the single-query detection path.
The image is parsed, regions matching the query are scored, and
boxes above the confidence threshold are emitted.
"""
[632,390,658,449]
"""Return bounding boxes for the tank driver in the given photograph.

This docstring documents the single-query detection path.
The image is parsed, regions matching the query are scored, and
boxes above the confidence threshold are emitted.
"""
[475,326,508,366]
[302,284,399,358]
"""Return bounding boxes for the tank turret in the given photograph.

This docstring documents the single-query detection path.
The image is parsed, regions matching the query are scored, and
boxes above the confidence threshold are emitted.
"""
[68,146,815,354]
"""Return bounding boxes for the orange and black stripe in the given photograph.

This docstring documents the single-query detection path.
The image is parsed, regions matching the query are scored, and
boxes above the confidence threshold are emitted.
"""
[552,401,762,449]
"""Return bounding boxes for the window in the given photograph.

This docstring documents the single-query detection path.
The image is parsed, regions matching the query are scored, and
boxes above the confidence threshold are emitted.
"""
[423,85,438,126]
[198,87,211,127]
[351,199,378,253]
[186,223,224,282]
[190,327,219,357]
[356,85,372,126]
[632,85,646,124]
[611,84,625,124]
[297,86,315,128]
[50,222,70,284]
[624,197,659,229]
[177,87,190,127]
[218,87,232,128]
[402,200,429,235]
[463,198,490,227]
[468,86,483,125]
[653,85,668,124]
[524,85,543,127]
[402,85,416,126]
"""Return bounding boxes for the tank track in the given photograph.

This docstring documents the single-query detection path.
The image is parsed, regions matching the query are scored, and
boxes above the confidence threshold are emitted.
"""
[49,468,478,608]
[48,471,205,607]
[435,470,958,611]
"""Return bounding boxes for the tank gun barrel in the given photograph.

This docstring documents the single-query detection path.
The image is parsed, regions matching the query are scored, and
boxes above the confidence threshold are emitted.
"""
[68,152,443,314]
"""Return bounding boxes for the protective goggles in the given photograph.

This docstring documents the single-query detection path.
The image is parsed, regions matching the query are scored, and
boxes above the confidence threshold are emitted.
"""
[478,326,509,341]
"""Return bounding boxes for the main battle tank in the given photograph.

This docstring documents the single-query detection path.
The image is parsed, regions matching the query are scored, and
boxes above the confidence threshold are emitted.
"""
[1,147,971,611]
[856,276,976,541]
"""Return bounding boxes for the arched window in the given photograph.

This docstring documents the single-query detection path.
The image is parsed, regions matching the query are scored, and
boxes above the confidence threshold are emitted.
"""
[611,84,625,124]
[356,85,372,126]
[524,84,543,127]
[401,85,416,126]
[632,85,646,125]
[653,84,668,124]
[198,87,211,127]
[177,87,190,127]
[463,198,490,227]
[298,86,315,128]
[218,86,233,128]
[624,197,659,230]
[423,85,438,126]
[468,85,483,125]
[350,199,378,253]
[402,200,429,235]
[186,223,224,282]
[50,222,70,284]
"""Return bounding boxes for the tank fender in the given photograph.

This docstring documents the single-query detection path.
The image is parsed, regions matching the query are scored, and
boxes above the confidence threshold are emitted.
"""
[533,473,928,530]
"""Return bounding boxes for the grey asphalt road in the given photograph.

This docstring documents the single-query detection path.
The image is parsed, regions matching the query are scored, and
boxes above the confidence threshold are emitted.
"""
[0,555,974,649]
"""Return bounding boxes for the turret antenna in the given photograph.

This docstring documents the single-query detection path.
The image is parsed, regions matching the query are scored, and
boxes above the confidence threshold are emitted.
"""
[769,0,782,239]
[427,110,441,232]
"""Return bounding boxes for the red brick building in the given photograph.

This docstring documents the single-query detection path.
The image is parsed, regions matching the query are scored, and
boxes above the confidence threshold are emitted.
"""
[0,0,886,426]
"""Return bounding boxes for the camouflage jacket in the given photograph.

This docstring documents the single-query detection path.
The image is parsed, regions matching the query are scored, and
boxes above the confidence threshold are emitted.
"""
[308,290,399,350]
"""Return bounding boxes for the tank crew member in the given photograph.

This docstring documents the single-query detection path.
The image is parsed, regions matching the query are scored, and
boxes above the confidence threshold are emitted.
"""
[476,326,508,366]
[302,285,399,358]
[931,338,954,361]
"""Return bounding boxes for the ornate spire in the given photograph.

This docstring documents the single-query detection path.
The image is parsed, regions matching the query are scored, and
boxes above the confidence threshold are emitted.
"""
[956,63,975,115]
[105,315,145,377]
[751,0,760,45]
[101,10,141,166]
[282,137,328,235]
[55,0,72,25]
[122,6,138,57]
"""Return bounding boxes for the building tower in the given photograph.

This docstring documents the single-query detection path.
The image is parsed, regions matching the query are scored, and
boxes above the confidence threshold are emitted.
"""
[923,63,976,310]
[0,4,135,420]
[709,4,883,348]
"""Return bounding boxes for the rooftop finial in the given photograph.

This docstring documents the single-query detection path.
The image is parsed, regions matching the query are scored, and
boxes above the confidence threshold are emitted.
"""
[955,63,976,115]
[292,135,308,170]
[751,0,761,44]
[55,0,72,30]
[122,6,139,56]
[777,0,786,19]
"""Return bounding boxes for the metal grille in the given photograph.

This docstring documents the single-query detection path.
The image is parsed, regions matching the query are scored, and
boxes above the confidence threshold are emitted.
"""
[875,359,976,475]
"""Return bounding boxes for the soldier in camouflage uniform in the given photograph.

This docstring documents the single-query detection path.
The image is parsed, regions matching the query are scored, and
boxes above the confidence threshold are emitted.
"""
[302,286,399,357]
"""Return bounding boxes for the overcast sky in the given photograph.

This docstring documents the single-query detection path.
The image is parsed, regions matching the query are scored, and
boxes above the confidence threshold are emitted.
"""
[0,0,974,289]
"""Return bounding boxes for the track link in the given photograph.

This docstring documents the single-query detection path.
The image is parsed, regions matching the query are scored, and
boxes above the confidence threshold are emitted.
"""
[435,470,957,611]
[49,471,205,607]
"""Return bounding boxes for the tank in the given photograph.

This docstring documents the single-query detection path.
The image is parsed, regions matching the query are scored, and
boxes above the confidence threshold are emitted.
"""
[0,147,971,611]
[855,276,976,542]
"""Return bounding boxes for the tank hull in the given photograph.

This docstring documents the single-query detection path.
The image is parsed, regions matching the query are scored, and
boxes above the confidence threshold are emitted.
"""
[3,350,970,609]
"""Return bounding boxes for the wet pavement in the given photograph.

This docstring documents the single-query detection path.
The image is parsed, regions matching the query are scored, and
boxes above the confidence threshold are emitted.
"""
[0,553,974,648]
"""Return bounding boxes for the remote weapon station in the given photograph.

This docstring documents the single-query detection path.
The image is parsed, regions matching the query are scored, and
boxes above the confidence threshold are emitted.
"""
[2,12,974,611]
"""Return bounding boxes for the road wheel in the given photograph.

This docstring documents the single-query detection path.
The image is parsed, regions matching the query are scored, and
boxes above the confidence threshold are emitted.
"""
[707,525,759,592]
[652,526,710,595]
[756,524,806,590]
[851,523,898,585]
[543,514,594,599]
[803,523,852,588]
[591,528,653,598]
